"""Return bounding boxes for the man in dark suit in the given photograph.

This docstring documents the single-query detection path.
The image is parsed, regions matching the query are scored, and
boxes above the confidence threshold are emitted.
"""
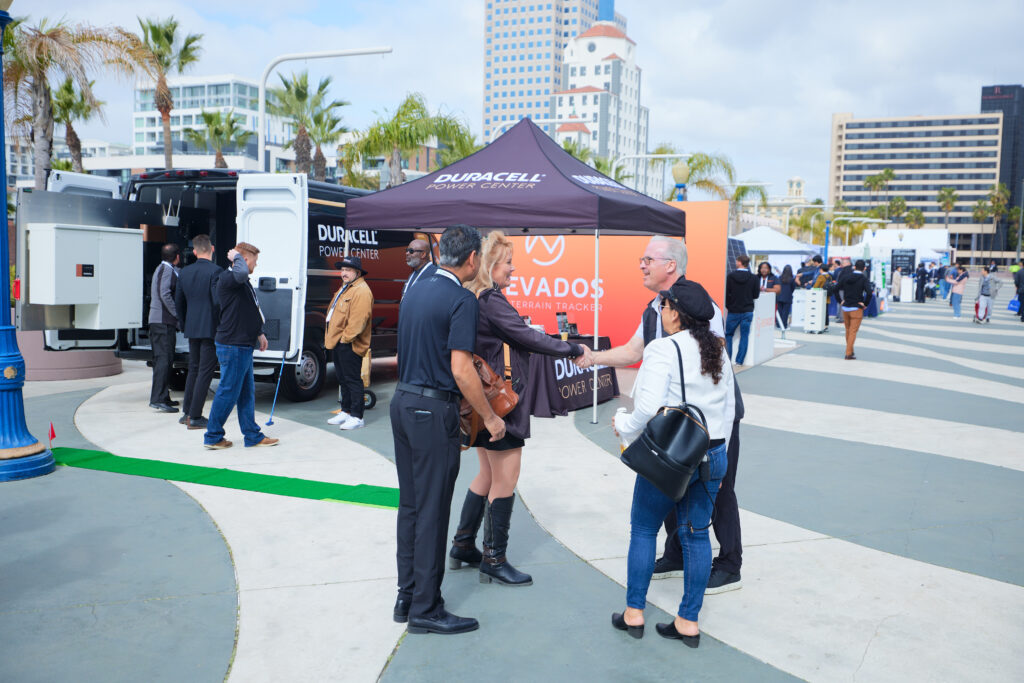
[175,234,222,430]
[724,255,760,364]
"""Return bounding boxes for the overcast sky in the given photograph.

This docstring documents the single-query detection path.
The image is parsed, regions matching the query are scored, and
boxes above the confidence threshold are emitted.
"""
[31,0,1024,200]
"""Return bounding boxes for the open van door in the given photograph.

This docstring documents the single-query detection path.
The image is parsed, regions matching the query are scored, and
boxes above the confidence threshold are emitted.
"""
[236,174,308,365]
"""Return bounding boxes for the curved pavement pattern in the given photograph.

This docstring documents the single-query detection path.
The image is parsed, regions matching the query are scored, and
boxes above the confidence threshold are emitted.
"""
[5,294,1021,682]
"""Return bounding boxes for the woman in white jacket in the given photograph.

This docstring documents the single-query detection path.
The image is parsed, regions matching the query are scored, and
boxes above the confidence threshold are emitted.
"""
[611,279,735,648]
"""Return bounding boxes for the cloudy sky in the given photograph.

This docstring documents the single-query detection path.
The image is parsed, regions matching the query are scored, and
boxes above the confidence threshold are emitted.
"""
[31,0,1024,200]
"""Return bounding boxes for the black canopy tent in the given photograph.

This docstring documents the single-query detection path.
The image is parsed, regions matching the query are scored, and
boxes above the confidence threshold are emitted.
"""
[345,118,686,421]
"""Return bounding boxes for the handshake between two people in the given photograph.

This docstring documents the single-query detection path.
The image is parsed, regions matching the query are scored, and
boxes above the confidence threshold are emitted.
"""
[573,346,597,369]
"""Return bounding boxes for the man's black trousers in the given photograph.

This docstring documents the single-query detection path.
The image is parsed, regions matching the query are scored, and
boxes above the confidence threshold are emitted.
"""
[183,337,217,419]
[662,418,742,574]
[390,390,461,621]
[332,343,365,419]
[149,323,176,405]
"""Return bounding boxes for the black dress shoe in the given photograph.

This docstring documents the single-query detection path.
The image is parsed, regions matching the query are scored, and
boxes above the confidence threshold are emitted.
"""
[187,416,209,430]
[656,622,700,648]
[168,399,180,407]
[393,597,411,624]
[611,612,644,639]
[178,415,188,425]
[149,402,179,413]
[407,611,479,635]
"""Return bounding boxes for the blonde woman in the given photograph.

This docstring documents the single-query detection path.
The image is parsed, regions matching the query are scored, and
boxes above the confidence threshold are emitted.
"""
[449,231,586,586]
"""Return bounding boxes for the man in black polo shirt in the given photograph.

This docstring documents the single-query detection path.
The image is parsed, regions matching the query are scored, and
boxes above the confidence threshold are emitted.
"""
[391,224,505,635]
[724,255,759,364]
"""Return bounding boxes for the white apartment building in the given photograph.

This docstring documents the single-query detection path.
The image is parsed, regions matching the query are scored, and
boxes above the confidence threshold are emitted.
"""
[739,176,808,228]
[828,112,1004,257]
[550,22,655,196]
[482,0,626,142]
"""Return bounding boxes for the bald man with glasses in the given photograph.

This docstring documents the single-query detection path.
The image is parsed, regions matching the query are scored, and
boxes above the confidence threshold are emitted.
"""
[402,239,437,300]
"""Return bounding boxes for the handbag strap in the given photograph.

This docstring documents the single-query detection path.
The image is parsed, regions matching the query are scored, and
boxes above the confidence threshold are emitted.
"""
[670,337,687,405]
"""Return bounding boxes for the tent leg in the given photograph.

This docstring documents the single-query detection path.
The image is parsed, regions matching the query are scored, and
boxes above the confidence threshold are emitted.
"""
[592,229,600,425]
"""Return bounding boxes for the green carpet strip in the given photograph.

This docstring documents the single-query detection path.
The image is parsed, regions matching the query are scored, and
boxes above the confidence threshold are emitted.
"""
[52,447,399,509]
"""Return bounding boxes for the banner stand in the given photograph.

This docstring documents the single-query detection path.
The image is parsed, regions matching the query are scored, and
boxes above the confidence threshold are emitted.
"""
[592,229,600,425]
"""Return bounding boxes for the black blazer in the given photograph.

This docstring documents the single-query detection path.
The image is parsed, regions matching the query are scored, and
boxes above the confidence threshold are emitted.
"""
[725,269,760,313]
[216,255,265,347]
[175,258,222,340]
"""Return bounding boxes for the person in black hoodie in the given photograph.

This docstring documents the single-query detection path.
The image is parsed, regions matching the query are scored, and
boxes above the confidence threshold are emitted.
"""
[203,242,279,450]
[837,259,873,360]
[915,263,928,303]
[724,255,759,364]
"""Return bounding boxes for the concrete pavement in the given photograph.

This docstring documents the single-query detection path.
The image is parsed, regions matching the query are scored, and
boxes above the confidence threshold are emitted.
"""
[1,294,1021,682]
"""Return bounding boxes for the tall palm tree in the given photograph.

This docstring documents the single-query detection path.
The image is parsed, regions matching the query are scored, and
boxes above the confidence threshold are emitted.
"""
[135,17,203,170]
[561,138,592,164]
[936,186,958,232]
[878,167,896,218]
[729,183,768,233]
[1006,206,1022,253]
[905,208,925,230]
[862,173,880,209]
[437,123,482,168]
[183,109,253,169]
[4,18,139,189]
[336,142,378,190]
[269,71,347,177]
[308,108,348,181]
[51,77,103,173]
[678,151,735,200]
[986,183,1010,262]
[359,93,460,188]
[593,156,632,184]
[888,196,907,229]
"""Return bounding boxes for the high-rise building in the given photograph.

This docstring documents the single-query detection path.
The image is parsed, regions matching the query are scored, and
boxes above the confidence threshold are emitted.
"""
[482,0,626,143]
[828,112,1004,259]
[981,85,1024,240]
[550,22,654,195]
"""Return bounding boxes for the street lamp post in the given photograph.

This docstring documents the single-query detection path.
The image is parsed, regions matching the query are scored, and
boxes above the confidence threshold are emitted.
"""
[0,1,55,482]
[258,47,392,171]
[610,152,689,198]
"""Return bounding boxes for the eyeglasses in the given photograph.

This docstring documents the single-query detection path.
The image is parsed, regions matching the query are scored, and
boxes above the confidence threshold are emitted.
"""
[639,256,672,266]
[406,248,427,254]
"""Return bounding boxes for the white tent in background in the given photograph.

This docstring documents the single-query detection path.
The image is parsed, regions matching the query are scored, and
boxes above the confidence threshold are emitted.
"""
[842,228,953,265]
[736,225,818,273]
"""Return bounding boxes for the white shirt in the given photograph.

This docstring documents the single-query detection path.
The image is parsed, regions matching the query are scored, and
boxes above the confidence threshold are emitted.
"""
[615,331,735,444]
[632,297,725,342]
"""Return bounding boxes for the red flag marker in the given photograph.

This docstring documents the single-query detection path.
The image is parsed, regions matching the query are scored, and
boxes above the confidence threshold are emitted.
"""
[48,422,56,449]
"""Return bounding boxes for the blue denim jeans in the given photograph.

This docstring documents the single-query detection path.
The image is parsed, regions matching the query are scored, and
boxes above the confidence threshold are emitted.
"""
[939,280,951,299]
[724,312,754,364]
[626,443,728,621]
[204,343,266,447]
[950,292,963,318]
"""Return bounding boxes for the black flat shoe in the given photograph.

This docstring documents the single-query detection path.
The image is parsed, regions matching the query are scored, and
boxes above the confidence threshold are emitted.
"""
[611,612,644,639]
[656,622,700,648]
[407,611,479,635]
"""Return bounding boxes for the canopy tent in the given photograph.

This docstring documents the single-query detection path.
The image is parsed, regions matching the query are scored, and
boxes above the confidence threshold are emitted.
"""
[736,225,817,275]
[346,118,686,421]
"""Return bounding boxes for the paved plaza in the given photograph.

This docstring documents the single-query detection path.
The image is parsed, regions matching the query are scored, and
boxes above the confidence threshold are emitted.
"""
[2,293,1022,682]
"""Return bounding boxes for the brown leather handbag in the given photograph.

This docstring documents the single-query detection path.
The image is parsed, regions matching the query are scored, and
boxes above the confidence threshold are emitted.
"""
[459,348,518,449]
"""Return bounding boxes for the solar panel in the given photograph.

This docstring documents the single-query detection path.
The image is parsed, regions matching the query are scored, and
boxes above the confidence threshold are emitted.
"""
[726,238,747,274]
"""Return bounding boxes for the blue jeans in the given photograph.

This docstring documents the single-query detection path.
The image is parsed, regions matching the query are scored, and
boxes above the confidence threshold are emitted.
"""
[626,443,727,621]
[950,292,963,318]
[204,343,266,447]
[939,280,951,299]
[724,312,753,364]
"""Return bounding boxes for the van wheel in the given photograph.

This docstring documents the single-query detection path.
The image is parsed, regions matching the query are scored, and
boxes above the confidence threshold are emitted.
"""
[363,390,376,409]
[281,340,326,402]
[169,368,188,392]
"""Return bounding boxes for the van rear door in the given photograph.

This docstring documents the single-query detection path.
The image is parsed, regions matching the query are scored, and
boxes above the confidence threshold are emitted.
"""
[236,174,308,363]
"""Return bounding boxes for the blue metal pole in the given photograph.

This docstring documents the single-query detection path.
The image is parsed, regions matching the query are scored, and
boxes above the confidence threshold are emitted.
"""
[824,220,831,263]
[0,9,55,482]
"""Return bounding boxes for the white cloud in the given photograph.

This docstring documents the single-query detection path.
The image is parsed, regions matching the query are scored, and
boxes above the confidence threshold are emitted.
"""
[22,0,1024,201]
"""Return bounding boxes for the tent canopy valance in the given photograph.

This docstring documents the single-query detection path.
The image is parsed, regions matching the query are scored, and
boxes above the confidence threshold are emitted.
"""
[345,118,684,237]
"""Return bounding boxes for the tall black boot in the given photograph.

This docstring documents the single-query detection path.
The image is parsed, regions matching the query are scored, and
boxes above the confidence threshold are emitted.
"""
[449,489,487,570]
[479,494,532,586]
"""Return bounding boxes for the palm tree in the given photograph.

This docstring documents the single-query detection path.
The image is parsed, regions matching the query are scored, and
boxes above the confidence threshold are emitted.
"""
[437,123,482,168]
[135,17,203,170]
[678,151,735,200]
[4,18,139,189]
[888,196,907,229]
[268,71,346,177]
[986,183,1010,262]
[729,183,768,234]
[593,156,632,184]
[51,77,104,173]
[878,167,896,218]
[358,93,460,188]
[183,109,253,169]
[1006,206,1022,253]
[905,208,925,230]
[862,174,881,209]
[936,186,958,232]
[561,138,592,164]
[336,142,378,190]
[308,108,348,181]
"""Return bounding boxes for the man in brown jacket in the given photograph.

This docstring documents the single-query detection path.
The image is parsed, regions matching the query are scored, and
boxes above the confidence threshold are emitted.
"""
[325,256,374,430]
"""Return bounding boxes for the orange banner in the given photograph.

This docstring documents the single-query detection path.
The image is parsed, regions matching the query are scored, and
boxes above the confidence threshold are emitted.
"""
[503,201,729,349]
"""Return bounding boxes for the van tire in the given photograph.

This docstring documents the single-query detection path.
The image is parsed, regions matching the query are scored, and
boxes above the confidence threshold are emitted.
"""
[281,339,326,402]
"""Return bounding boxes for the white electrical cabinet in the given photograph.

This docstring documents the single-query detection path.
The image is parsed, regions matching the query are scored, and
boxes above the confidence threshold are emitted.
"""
[26,223,143,329]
